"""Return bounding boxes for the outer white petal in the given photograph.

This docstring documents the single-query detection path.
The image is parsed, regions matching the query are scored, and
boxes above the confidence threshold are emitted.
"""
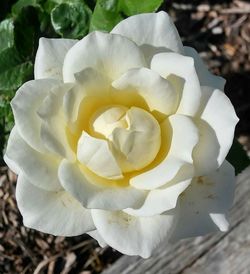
[11,79,61,152]
[193,87,239,174]
[130,115,199,190]
[112,68,178,116]
[125,166,192,216]
[16,174,95,236]
[87,230,107,247]
[35,38,77,80]
[77,131,123,180]
[4,127,61,191]
[3,154,20,175]
[63,31,146,82]
[170,161,235,240]
[63,84,86,123]
[184,46,225,90]
[58,160,146,210]
[111,11,183,63]
[91,209,177,258]
[151,52,201,116]
[74,67,109,88]
[38,83,75,160]
[192,119,220,175]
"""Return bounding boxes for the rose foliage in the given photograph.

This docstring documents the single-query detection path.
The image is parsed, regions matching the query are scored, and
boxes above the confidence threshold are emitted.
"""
[4,12,239,258]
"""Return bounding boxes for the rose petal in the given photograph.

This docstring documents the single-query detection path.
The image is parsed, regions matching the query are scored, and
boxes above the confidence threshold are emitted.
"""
[124,166,192,216]
[63,84,86,124]
[16,174,95,236]
[4,154,20,175]
[87,230,107,247]
[91,208,177,258]
[192,119,220,175]
[130,114,198,190]
[11,79,61,152]
[4,127,61,191]
[63,31,146,82]
[184,46,225,90]
[170,161,235,240]
[64,67,111,121]
[151,52,201,116]
[35,38,77,80]
[38,83,75,160]
[193,87,239,174]
[111,11,183,63]
[77,131,123,180]
[58,160,146,210]
[112,68,178,116]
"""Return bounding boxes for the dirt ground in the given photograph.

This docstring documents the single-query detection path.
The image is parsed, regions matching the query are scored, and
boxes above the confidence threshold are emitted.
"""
[1,1,250,273]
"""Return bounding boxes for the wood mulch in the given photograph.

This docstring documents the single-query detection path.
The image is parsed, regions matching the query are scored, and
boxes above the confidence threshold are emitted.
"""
[0,0,250,273]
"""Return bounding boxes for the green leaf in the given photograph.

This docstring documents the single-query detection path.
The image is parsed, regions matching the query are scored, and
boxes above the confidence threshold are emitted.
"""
[84,0,97,10]
[99,0,119,12]
[51,2,92,38]
[227,139,250,175]
[0,19,14,52]
[119,0,163,16]
[43,0,64,14]
[0,90,15,162]
[0,2,41,158]
[0,90,14,129]
[90,0,122,32]
[12,0,42,16]
[0,47,33,90]
[14,7,40,59]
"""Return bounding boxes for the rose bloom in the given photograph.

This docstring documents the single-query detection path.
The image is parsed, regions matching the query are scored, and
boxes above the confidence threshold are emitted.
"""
[4,12,238,258]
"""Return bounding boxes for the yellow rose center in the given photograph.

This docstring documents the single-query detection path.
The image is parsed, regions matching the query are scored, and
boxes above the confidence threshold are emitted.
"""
[91,105,128,138]
[90,105,161,173]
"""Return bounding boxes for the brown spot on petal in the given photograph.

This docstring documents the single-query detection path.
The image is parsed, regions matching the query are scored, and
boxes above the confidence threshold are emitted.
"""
[61,200,67,207]
[196,176,204,185]
[108,212,135,228]
[206,194,216,199]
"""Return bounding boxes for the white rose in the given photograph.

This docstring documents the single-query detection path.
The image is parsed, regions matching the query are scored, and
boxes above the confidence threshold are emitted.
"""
[4,11,238,258]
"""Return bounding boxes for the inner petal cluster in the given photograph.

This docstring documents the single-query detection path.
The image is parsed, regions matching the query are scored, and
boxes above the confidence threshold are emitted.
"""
[91,105,128,138]
[77,104,161,179]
